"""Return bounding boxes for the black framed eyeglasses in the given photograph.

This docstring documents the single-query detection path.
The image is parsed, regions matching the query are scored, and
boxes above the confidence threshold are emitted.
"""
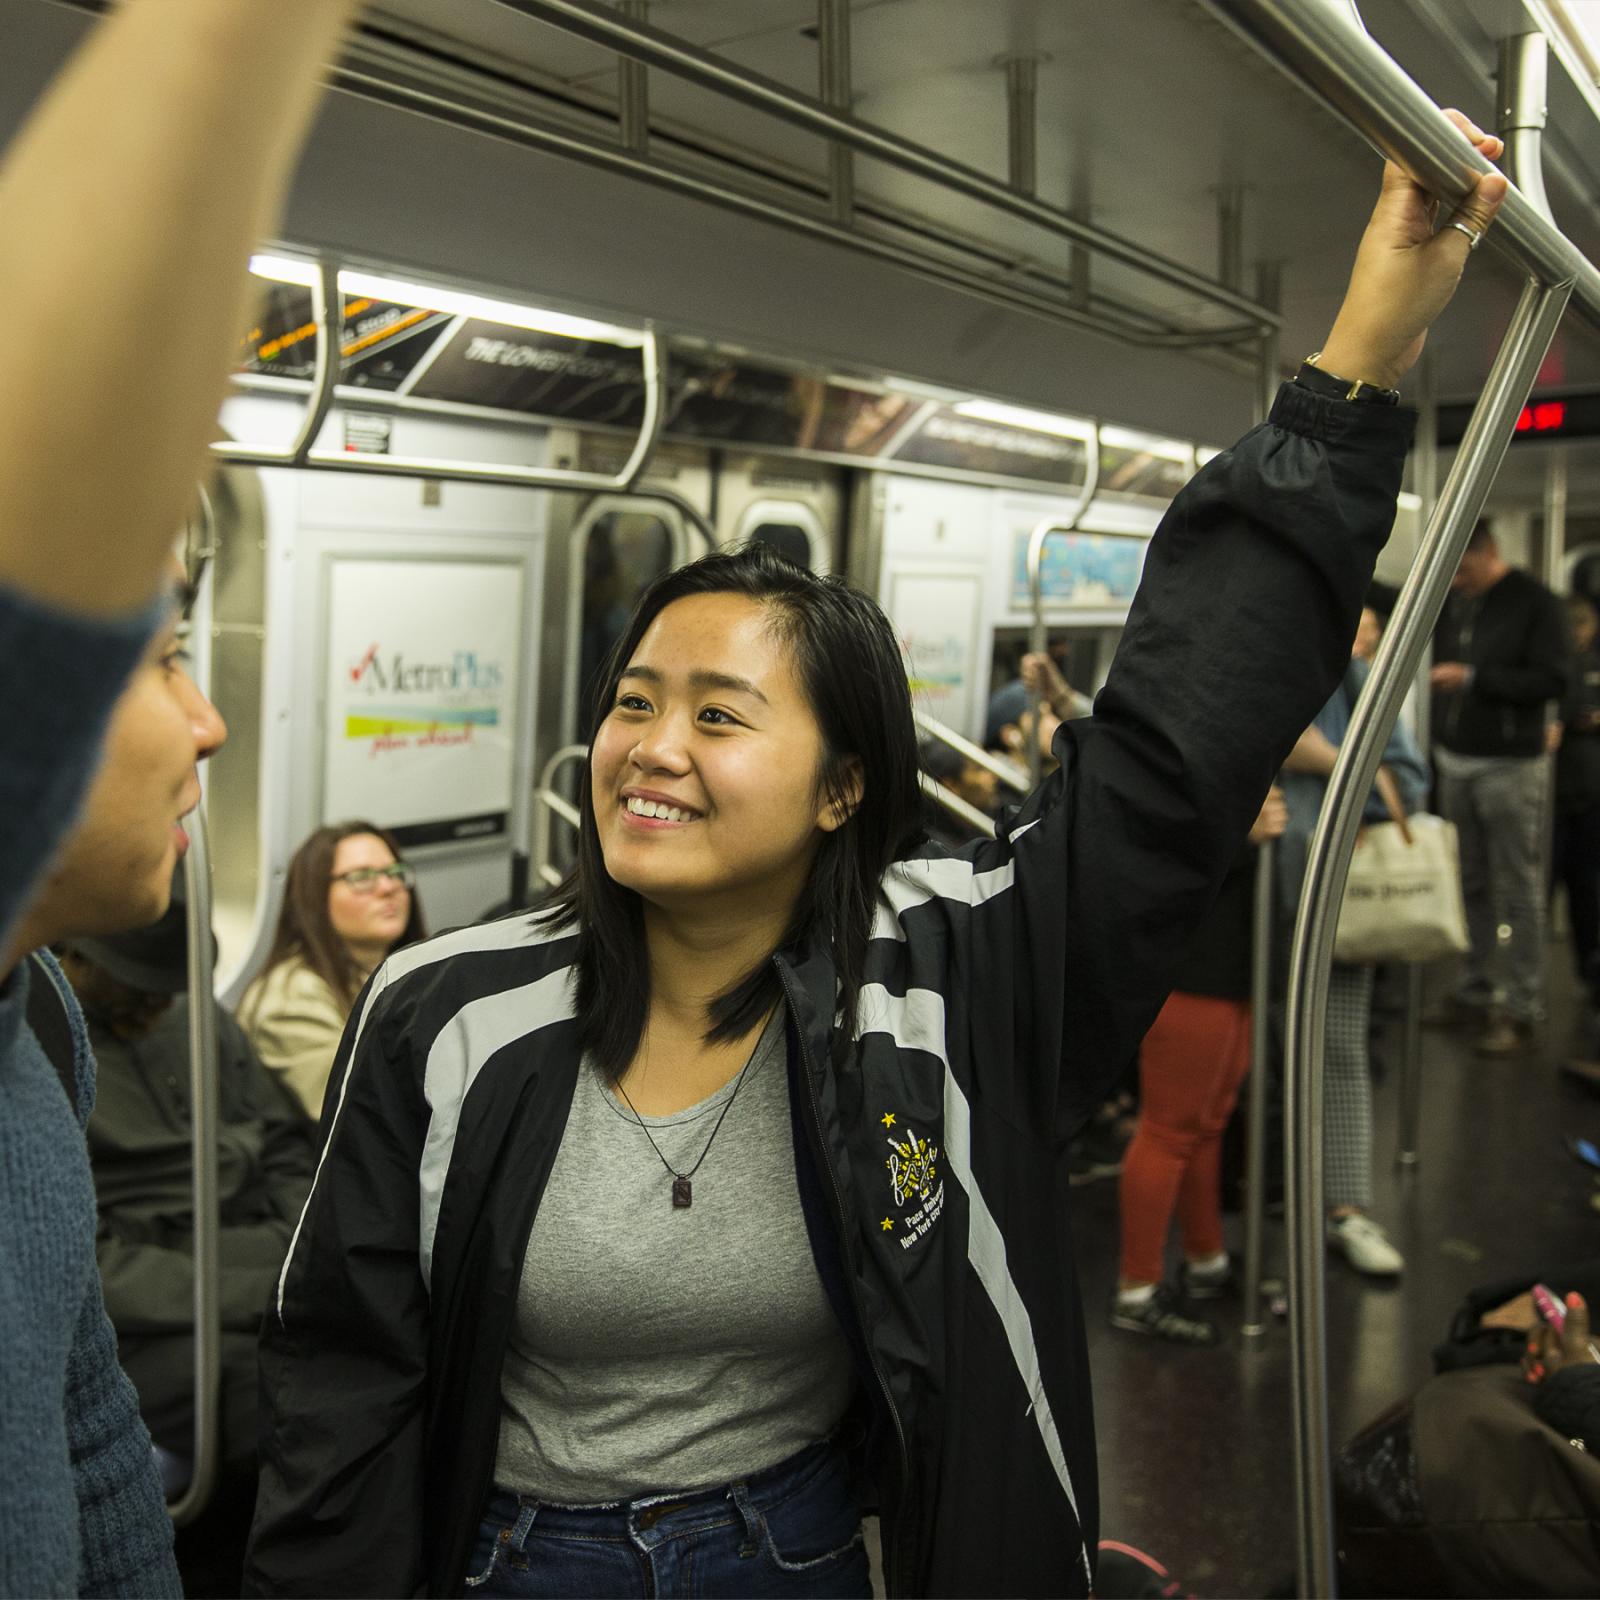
[330,863,416,894]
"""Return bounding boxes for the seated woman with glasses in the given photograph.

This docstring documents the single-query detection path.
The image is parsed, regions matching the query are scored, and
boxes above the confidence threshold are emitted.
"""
[239,822,428,1120]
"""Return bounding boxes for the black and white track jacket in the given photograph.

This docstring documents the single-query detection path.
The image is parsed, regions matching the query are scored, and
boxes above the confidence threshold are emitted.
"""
[243,383,1412,1598]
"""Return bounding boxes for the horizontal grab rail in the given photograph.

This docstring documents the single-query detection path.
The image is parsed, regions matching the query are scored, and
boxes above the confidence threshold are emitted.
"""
[497,0,1280,332]
[1205,0,1600,327]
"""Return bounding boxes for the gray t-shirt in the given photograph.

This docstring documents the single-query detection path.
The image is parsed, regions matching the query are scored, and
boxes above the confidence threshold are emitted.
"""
[494,1007,857,1503]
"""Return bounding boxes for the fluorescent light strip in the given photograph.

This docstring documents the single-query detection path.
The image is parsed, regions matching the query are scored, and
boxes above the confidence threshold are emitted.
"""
[247,255,645,348]
[950,398,1097,442]
[1097,423,1194,465]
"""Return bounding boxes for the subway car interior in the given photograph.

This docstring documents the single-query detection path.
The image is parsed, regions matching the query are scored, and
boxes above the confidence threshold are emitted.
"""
[7,0,1600,1594]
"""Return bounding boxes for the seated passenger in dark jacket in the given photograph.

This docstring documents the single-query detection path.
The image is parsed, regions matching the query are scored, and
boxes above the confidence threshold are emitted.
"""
[62,886,315,1481]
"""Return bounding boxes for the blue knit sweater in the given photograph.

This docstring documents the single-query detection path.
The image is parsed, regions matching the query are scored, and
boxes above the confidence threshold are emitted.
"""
[0,583,180,1596]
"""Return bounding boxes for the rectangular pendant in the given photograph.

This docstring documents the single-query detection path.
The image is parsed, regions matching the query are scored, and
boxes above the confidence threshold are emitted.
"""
[672,1177,693,1208]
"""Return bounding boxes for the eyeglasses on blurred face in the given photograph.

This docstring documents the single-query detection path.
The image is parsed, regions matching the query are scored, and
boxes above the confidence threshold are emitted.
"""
[330,862,415,894]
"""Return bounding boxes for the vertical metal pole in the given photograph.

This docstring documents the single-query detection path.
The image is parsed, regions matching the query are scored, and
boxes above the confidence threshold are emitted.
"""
[1285,278,1572,1600]
[1218,184,1246,295]
[1242,838,1277,1337]
[1398,353,1436,1170]
[168,805,220,1527]
[618,0,650,152]
[1069,157,1092,312]
[1545,446,1569,588]
[1022,452,1101,792]
[1501,28,1562,1023]
[1398,966,1424,1167]
[1498,33,1552,223]
[999,55,1041,195]
[1256,261,1282,425]
[818,0,853,224]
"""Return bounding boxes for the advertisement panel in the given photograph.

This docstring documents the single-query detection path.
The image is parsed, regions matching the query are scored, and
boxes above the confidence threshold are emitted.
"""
[322,558,524,846]
[1008,529,1148,610]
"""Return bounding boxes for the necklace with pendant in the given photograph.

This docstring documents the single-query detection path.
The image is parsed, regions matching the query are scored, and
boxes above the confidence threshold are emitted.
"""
[613,1033,764,1208]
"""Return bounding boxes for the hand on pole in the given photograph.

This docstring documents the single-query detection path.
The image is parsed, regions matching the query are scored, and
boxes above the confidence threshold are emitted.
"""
[1316,110,1510,392]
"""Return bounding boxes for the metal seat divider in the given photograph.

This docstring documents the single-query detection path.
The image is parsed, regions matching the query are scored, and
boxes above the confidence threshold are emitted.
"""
[532,745,589,891]
[917,774,998,840]
[911,710,1031,796]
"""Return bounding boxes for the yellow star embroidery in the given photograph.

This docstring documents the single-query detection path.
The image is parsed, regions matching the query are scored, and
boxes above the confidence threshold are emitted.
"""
[881,1112,897,1128]
[881,1217,895,1232]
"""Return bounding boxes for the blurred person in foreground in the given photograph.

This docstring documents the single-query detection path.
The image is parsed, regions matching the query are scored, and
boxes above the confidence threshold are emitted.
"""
[62,884,314,1594]
[0,0,359,1591]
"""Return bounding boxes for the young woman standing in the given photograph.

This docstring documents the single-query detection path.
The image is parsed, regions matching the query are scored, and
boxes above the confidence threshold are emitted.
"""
[244,124,1507,1598]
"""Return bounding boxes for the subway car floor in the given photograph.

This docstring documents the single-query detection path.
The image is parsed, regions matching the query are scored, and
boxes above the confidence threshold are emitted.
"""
[1074,942,1600,1597]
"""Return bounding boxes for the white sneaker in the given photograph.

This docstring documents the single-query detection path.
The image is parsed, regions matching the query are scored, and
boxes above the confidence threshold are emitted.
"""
[1327,1213,1404,1276]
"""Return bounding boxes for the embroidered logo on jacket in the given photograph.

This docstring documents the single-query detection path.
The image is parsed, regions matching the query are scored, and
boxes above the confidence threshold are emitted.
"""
[880,1114,945,1250]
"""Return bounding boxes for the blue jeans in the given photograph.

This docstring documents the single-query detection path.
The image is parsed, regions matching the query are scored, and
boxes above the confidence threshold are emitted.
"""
[462,1439,871,1597]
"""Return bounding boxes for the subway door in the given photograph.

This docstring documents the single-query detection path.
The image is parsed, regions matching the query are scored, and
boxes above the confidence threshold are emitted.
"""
[714,453,843,572]
[869,474,996,745]
[533,438,712,883]
[218,394,555,999]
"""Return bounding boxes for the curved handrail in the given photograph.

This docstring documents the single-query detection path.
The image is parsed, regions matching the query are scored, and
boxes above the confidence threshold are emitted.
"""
[167,804,220,1527]
[1203,5,1591,1595]
[213,266,685,512]
[1284,277,1573,1595]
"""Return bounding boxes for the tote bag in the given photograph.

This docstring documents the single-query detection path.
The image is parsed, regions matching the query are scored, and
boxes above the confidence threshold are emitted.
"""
[1335,811,1471,965]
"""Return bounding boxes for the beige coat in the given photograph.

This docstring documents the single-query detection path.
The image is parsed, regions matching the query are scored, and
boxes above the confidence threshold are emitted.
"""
[238,959,351,1120]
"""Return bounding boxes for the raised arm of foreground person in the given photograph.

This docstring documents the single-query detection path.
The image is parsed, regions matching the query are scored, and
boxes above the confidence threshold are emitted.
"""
[0,0,361,960]
[0,5,359,1594]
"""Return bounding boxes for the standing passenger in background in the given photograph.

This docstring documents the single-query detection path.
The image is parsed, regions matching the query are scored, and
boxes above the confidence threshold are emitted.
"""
[1281,639,1430,1276]
[0,1,361,1592]
[240,821,427,1120]
[1111,788,1287,1344]
[1432,522,1571,1056]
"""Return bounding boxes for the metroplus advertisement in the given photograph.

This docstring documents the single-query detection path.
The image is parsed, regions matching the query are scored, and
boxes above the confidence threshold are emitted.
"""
[322,558,524,846]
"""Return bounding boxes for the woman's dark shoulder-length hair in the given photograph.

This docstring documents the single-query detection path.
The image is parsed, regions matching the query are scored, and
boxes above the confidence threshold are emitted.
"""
[548,541,924,1079]
[247,819,428,1014]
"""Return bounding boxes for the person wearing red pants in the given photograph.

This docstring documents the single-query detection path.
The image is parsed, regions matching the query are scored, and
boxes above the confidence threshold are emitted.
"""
[1111,789,1286,1344]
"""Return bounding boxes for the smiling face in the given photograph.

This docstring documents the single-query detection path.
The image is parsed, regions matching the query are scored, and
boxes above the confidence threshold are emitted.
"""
[589,591,851,918]
[326,832,412,960]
